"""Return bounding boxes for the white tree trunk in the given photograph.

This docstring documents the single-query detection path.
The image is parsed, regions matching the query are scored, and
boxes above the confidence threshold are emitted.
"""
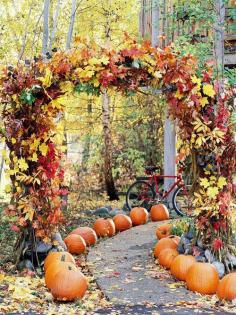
[49,0,61,51]
[214,0,225,97]
[42,0,50,58]
[18,5,33,60]
[66,0,77,50]
[151,0,159,47]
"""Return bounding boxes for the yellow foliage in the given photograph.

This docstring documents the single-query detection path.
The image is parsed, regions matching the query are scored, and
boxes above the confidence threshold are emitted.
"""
[39,143,48,156]
[203,84,215,98]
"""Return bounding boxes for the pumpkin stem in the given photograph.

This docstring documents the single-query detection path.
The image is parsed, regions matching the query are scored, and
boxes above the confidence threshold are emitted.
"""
[61,254,66,262]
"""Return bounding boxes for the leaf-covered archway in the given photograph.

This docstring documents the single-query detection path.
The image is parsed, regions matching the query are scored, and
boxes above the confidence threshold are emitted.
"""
[0,38,235,267]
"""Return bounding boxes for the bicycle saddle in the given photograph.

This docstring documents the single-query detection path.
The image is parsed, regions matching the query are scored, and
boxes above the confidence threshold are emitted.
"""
[145,166,159,172]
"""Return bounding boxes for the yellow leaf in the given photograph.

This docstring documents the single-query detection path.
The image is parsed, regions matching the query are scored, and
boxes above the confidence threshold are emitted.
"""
[175,89,183,99]
[203,84,215,98]
[191,75,201,90]
[39,143,48,156]
[200,178,210,188]
[30,153,38,162]
[0,274,5,282]
[154,71,162,79]
[39,68,52,87]
[18,158,28,171]
[11,138,16,144]
[218,176,227,189]
[5,184,12,193]
[207,186,219,199]
[30,139,40,151]
[199,97,209,107]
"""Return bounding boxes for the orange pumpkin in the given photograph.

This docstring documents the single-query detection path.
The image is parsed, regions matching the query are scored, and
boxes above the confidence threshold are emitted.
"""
[50,264,88,301]
[158,248,179,269]
[44,251,75,271]
[150,204,169,221]
[93,218,116,237]
[70,227,97,246]
[130,207,148,226]
[217,273,236,301]
[154,236,179,258]
[186,262,219,295]
[170,254,195,281]
[169,235,180,245]
[45,261,77,289]
[64,234,86,254]
[113,214,132,232]
[156,224,172,239]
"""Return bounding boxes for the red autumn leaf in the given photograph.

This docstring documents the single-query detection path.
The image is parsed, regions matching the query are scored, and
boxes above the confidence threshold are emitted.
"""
[212,238,223,251]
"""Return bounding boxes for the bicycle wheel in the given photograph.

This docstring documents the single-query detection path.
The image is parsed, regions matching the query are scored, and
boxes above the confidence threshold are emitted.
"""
[172,185,193,216]
[126,180,155,211]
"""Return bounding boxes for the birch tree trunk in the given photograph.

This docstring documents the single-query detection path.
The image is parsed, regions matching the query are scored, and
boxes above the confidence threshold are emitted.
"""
[214,0,225,97]
[81,99,92,172]
[0,143,6,185]
[49,0,61,51]
[66,0,77,50]
[42,0,50,58]
[18,5,33,60]
[102,93,119,201]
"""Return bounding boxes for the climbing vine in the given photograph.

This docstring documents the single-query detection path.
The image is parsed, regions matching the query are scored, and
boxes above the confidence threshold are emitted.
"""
[0,37,235,265]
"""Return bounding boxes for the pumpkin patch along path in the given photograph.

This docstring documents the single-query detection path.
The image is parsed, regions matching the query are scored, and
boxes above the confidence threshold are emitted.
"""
[87,221,236,314]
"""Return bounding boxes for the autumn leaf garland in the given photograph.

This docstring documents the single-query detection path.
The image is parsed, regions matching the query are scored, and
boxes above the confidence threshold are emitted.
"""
[0,38,235,251]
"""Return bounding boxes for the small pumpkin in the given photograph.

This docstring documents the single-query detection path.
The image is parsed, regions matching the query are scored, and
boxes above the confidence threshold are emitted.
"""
[186,262,219,295]
[130,207,148,226]
[113,214,132,232]
[64,234,86,254]
[154,236,179,258]
[70,227,97,246]
[150,204,169,221]
[50,264,88,301]
[217,273,236,301]
[156,224,172,239]
[44,251,75,271]
[93,218,116,237]
[45,261,77,289]
[170,254,195,281]
[158,248,179,269]
[169,235,180,245]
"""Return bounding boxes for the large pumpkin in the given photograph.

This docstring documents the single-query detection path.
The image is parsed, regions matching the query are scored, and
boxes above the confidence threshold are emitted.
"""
[45,261,77,289]
[44,251,75,271]
[70,227,97,246]
[130,207,148,226]
[158,248,179,269]
[186,262,219,295]
[150,204,169,221]
[64,234,86,254]
[156,224,172,239]
[170,254,195,281]
[217,273,236,301]
[113,214,132,232]
[50,264,88,301]
[93,218,116,237]
[153,236,179,258]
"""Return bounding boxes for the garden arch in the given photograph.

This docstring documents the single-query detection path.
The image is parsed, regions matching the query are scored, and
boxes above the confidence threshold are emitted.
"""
[0,38,235,268]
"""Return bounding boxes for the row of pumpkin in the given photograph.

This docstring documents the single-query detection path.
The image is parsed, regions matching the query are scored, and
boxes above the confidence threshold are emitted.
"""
[154,224,236,301]
[43,204,169,301]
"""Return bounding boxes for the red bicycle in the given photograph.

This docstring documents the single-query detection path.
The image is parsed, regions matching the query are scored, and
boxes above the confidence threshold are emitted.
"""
[126,166,193,216]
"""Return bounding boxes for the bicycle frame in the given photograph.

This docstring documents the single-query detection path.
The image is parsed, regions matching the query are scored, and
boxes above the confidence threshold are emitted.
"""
[148,174,183,199]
